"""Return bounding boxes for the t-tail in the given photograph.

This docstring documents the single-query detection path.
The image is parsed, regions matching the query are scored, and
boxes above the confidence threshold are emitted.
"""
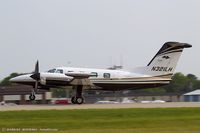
[133,42,192,78]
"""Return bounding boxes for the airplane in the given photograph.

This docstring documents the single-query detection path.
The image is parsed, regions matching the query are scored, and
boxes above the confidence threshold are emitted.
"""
[10,42,192,104]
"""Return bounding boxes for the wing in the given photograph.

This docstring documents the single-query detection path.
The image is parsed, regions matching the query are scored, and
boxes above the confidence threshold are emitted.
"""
[65,72,94,86]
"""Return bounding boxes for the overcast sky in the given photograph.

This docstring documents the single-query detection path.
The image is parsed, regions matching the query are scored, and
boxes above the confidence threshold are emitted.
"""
[0,0,199,80]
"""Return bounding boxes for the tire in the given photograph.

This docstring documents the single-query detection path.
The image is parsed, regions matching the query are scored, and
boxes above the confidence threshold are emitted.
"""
[29,94,36,101]
[71,96,77,104]
[76,97,84,105]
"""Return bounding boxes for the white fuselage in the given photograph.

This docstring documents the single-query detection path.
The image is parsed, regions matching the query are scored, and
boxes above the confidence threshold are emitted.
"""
[10,67,170,90]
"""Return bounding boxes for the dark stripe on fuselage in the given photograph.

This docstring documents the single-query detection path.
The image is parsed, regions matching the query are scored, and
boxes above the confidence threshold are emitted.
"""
[45,80,70,86]
[154,73,173,77]
[14,80,71,88]
[93,82,169,90]
[92,80,170,83]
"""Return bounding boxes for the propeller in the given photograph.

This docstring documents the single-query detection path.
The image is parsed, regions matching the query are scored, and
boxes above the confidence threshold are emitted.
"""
[30,60,40,93]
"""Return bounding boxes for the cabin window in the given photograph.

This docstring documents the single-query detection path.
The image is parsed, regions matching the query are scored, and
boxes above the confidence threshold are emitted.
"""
[90,72,98,77]
[103,73,111,78]
[47,69,56,73]
[55,69,63,74]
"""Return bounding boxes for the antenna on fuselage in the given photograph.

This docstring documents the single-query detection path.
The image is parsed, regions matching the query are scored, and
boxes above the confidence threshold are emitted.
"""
[108,54,123,70]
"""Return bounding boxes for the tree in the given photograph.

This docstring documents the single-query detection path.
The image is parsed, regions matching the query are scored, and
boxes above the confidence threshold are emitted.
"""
[163,73,200,93]
[187,74,197,80]
[136,72,200,93]
[164,73,189,92]
[51,87,73,98]
[0,73,20,86]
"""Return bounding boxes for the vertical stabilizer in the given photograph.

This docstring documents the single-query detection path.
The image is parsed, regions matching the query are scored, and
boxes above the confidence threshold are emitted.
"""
[133,42,192,77]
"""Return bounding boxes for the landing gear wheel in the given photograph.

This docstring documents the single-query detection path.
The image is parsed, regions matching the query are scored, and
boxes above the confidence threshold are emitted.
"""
[71,96,77,104]
[29,94,36,101]
[72,85,84,104]
[76,97,84,105]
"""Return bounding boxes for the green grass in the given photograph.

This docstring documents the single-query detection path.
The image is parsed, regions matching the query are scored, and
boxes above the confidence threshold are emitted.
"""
[0,108,200,133]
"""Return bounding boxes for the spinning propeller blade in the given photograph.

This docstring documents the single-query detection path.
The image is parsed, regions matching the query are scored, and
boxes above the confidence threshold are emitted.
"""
[30,60,40,92]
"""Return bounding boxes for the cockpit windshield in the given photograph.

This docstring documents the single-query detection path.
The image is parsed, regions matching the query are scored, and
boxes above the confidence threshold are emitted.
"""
[47,68,63,74]
[47,69,56,73]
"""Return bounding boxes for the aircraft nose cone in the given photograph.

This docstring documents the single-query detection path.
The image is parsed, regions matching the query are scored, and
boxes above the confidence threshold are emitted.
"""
[9,77,17,82]
[9,76,23,83]
[9,74,34,83]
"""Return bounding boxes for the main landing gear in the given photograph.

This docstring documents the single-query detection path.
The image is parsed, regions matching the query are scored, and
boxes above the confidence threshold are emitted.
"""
[71,85,84,104]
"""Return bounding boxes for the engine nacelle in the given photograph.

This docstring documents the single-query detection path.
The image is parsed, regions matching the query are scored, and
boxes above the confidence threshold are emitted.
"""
[40,76,46,85]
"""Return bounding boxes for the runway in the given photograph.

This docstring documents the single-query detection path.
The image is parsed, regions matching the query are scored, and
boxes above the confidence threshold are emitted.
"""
[0,102,200,111]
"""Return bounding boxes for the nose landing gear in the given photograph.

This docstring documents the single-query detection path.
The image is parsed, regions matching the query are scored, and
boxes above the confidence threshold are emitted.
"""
[29,94,36,101]
[29,90,36,101]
